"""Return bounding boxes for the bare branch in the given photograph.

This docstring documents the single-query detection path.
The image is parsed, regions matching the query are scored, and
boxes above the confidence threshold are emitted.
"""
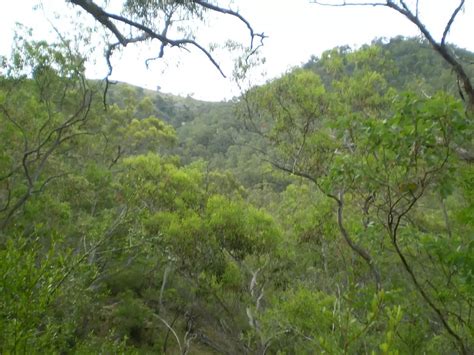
[193,0,267,49]
[153,313,183,354]
[311,1,386,7]
[391,220,469,355]
[69,0,127,45]
[442,0,465,46]
[398,0,411,13]
[0,86,93,231]
[0,181,12,213]
[337,191,382,290]
[32,173,70,194]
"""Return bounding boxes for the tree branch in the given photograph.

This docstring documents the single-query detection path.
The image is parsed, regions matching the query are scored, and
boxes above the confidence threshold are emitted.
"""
[391,223,469,354]
[69,0,128,45]
[267,159,382,290]
[312,0,474,110]
[384,168,470,354]
[68,0,265,83]
[442,0,465,46]
[337,191,382,290]
[311,1,386,7]
[193,0,267,49]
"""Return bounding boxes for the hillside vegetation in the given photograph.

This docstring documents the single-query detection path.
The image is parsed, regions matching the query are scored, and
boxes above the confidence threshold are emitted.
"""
[1,36,473,353]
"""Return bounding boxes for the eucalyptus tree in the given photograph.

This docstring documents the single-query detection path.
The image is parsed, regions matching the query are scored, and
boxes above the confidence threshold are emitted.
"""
[240,45,473,353]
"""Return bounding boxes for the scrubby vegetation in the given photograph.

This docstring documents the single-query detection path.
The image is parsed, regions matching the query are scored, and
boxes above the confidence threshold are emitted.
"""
[1,33,473,353]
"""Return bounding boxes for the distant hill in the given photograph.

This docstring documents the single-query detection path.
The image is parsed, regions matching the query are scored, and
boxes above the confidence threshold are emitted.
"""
[304,36,474,97]
[106,37,473,191]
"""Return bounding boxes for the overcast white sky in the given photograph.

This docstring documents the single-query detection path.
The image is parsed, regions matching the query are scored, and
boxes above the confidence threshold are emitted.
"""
[1,1,472,101]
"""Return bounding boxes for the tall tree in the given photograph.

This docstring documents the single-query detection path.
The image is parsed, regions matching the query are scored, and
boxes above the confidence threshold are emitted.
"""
[240,47,473,353]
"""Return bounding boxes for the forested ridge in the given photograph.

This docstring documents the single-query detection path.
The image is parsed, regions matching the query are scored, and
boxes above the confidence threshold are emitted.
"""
[1,31,473,355]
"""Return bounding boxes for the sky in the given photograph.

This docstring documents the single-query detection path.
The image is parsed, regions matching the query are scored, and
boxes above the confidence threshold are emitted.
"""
[1,0,473,101]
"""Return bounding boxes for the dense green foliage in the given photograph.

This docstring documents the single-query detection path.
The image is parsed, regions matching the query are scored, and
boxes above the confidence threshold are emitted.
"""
[1,34,473,354]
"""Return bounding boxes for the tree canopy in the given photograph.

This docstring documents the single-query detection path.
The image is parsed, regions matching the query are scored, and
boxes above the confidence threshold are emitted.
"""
[0,3,473,354]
